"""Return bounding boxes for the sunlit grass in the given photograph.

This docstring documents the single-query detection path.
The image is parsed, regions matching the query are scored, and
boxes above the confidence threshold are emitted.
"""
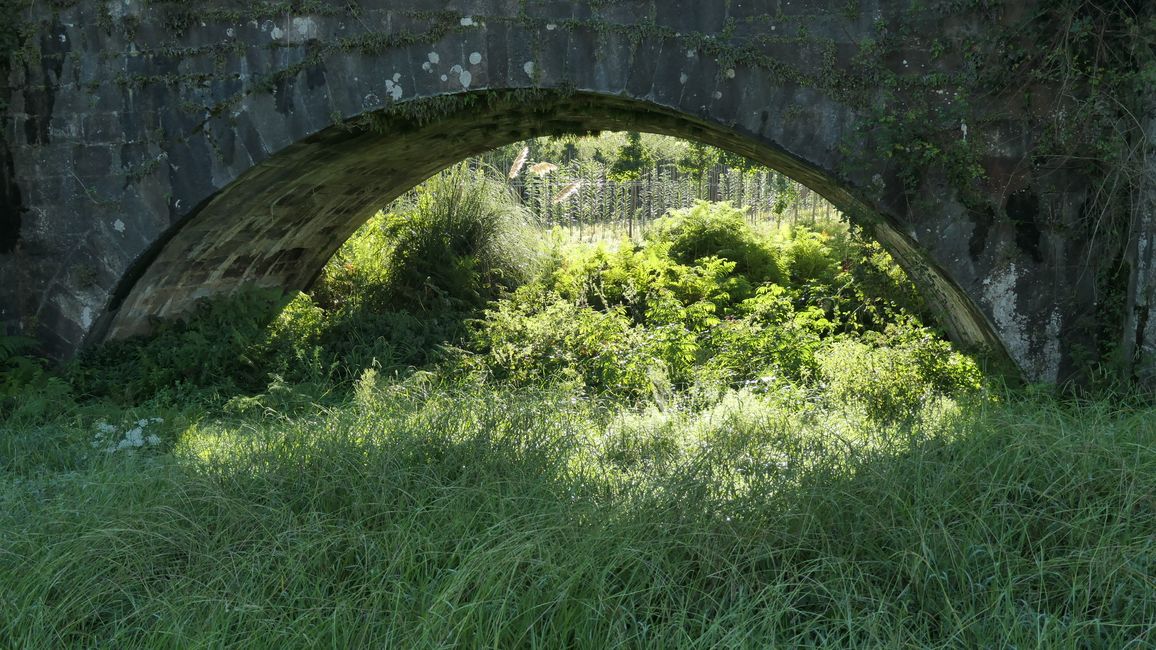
[2,377,1152,648]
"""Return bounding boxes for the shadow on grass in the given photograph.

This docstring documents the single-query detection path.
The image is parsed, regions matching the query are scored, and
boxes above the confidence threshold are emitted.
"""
[63,288,479,408]
[1,384,1153,647]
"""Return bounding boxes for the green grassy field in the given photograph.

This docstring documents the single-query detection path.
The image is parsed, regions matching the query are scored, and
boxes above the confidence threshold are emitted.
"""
[2,380,1153,647]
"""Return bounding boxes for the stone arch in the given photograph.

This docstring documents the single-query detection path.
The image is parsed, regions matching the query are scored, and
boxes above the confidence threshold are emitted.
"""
[4,1,1129,383]
[95,89,999,359]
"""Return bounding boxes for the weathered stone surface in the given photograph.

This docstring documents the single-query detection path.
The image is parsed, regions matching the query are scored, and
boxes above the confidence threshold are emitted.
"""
[0,0,1150,385]
[1125,76,1156,384]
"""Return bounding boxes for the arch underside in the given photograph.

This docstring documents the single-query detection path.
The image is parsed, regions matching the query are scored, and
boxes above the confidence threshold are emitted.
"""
[96,91,1004,363]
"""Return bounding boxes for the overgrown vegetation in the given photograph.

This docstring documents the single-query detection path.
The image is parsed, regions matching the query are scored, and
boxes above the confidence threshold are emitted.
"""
[317,164,537,315]
[61,158,972,412]
[1,150,1153,647]
[68,164,534,403]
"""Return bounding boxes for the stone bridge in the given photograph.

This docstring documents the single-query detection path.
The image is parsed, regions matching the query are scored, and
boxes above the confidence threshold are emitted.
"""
[1,0,1154,385]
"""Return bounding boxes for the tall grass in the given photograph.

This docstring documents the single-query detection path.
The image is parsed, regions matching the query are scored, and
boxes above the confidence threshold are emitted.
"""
[2,379,1152,647]
[317,163,537,314]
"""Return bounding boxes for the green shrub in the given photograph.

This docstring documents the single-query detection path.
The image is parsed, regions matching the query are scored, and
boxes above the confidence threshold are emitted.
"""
[68,193,981,409]
[779,226,840,285]
[464,203,981,401]
[647,201,783,284]
[545,242,638,312]
[72,165,539,403]
[545,241,751,325]
[699,285,831,387]
[69,289,288,403]
[317,163,536,315]
[817,323,982,422]
[0,335,39,394]
[829,233,933,334]
[470,293,666,398]
[1,335,73,422]
[310,212,394,313]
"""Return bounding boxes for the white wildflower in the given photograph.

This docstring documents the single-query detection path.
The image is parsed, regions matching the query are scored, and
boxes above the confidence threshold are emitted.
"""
[96,417,164,453]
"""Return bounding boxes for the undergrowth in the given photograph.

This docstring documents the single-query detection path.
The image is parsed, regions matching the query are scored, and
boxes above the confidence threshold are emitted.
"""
[1,378,1152,647]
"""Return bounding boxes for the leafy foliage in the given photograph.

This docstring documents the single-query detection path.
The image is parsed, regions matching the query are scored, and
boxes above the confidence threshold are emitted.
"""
[647,201,783,284]
[819,329,982,423]
[70,290,290,403]
[1,334,72,422]
[463,200,979,415]
[67,156,978,426]
[316,163,535,314]
[71,164,538,404]
[608,131,655,182]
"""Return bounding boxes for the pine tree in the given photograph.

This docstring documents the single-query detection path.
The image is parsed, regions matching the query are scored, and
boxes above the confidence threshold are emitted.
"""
[609,131,654,182]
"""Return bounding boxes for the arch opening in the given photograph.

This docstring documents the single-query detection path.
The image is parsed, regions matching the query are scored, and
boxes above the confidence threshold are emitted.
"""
[93,90,1006,367]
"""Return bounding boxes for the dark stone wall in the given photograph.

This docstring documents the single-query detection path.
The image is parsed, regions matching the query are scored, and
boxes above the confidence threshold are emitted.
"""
[0,0,1146,384]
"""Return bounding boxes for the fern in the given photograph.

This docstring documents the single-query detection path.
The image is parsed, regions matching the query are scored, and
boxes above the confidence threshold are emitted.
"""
[0,334,66,423]
[0,334,35,364]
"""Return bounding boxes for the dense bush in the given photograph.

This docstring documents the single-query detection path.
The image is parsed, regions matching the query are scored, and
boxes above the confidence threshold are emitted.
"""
[470,294,664,398]
[68,289,312,403]
[1,334,72,422]
[647,201,783,284]
[463,202,981,414]
[829,237,934,333]
[316,163,535,314]
[699,285,830,387]
[780,226,840,285]
[818,329,982,423]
